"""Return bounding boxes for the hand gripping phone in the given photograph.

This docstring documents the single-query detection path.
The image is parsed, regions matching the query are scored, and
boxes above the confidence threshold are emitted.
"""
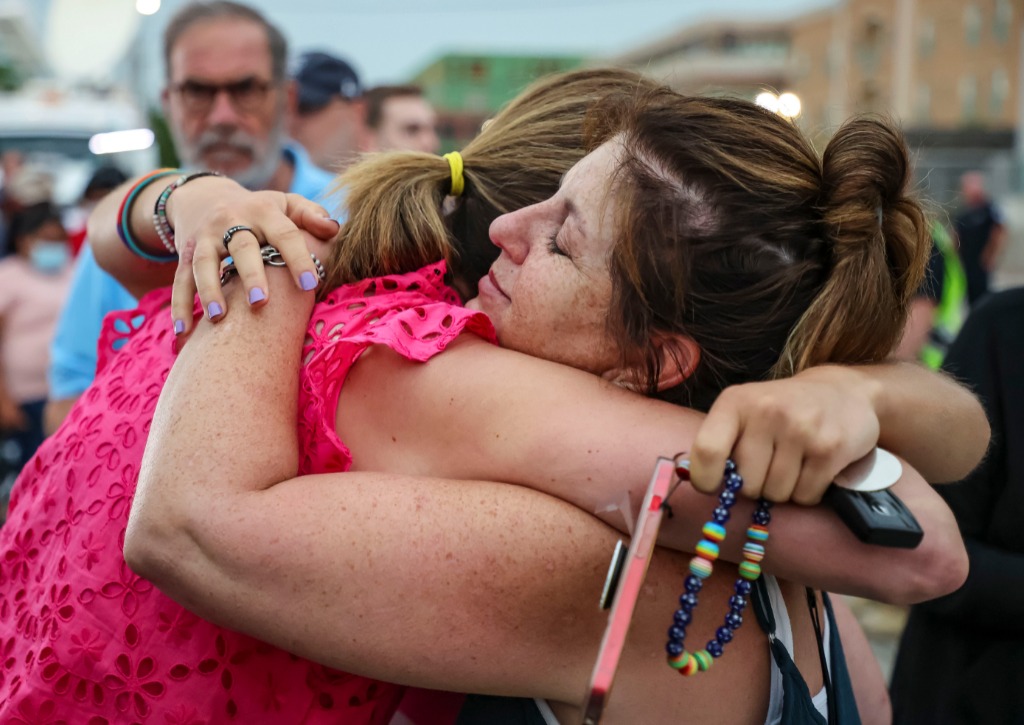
[581,457,674,725]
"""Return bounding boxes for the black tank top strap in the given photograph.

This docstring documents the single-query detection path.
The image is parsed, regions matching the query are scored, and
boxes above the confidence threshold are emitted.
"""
[751,573,778,637]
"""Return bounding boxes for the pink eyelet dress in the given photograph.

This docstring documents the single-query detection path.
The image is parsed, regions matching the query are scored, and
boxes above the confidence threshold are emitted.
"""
[0,261,494,725]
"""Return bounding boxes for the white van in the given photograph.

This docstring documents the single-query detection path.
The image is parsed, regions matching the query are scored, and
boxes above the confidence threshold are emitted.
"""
[0,83,159,205]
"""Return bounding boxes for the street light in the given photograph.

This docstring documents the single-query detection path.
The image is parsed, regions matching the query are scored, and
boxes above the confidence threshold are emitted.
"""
[754,91,801,120]
[777,92,802,119]
[136,0,160,15]
[755,91,780,114]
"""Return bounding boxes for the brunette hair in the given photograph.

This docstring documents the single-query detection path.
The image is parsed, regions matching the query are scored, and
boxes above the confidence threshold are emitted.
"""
[593,91,929,410]
[364,85,427,129]
[6,202,64,257]
[321,68,659,294]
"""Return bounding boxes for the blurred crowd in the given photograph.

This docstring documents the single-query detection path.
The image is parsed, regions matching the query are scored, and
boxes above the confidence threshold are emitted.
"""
[0,1,1020,723]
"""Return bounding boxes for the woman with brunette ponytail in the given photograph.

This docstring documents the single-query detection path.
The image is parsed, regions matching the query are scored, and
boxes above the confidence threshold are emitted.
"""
[5,72,985,723]
[780,117,930,376]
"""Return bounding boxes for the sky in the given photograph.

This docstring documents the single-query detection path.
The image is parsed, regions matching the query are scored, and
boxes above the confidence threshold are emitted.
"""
[37,0,834,99]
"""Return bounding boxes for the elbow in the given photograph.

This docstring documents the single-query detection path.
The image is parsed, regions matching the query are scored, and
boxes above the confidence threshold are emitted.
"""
[880,529,969,606]
[123,496,196,593]
[123,510,174,584]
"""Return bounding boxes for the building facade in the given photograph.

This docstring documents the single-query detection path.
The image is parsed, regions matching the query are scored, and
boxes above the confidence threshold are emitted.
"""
[411,53,583,149]
[612,0,1021,200]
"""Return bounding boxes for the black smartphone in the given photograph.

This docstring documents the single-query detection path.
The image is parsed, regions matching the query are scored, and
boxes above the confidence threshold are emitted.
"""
[824,486,924,548]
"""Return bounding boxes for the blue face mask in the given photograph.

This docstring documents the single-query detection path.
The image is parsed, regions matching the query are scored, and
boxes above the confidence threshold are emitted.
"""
[29,241,70,274]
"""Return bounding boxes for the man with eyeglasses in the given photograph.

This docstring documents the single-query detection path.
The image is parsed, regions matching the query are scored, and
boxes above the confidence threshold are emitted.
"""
[45,0,340,433]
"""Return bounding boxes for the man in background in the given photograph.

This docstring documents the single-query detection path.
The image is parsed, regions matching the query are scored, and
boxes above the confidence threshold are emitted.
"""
[955,171,1006,306]
[46,0,336,433]
[362,84,439,154]
[288,51,365,173]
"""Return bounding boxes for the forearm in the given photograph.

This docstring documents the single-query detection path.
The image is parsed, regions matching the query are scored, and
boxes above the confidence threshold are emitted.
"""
[651,461,967,604]
[340,328,968,603]
[130,469,629,701]
[804,362,988,483]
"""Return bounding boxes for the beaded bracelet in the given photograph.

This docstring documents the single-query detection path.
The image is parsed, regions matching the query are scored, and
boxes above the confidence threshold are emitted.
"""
[152,171,222,254]
[117,168,180,262]
[665,457,772,676]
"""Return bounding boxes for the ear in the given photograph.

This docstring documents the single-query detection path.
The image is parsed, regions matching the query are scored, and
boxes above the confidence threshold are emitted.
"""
[160,86,171,115]
[652,333,699,391]
[600,333,700,393]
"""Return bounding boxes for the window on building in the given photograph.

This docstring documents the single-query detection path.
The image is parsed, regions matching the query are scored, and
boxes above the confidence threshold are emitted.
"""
[963,4,982,46]
[990,67,1010,117]
[959,74,978,122]
[915,83,931,123]
[918,18,935,58]
[863,14,884,45]
[994,0,1013,43]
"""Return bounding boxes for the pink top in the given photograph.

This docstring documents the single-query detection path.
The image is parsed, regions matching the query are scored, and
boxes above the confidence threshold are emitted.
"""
[0,261,494,724]
[0,257,72,402]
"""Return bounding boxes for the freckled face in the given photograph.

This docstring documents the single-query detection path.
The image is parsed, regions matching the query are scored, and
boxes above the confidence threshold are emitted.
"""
[466,138,623,376]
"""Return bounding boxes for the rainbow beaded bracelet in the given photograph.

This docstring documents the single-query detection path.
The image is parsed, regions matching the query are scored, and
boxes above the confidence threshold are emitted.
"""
[665,457,772,676]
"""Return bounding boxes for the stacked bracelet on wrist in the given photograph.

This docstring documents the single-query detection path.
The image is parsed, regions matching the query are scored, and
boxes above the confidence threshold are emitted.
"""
[116,168,179,262]
[152,171,222,254]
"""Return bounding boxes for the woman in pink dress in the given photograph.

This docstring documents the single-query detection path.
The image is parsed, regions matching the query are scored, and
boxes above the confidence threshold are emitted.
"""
[1,72,980,723]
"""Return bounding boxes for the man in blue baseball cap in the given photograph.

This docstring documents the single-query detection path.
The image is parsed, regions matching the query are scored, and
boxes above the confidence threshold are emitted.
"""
[289,51,366,172]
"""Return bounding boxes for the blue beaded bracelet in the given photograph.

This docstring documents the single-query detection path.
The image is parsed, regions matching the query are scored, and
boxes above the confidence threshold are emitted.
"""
[664,457,772,676]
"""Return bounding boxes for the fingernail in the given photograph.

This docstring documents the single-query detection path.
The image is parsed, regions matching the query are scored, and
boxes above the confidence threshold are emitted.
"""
[248,287,266,304]
[299,271,318,291]
[173,319,185,335]
[207,301,224,319]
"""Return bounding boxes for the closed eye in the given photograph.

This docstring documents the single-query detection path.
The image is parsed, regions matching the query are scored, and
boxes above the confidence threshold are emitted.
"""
[548,230,569,257]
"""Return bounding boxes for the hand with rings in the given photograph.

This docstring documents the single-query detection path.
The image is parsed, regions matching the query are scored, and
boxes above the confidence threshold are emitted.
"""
[165,176,340,335]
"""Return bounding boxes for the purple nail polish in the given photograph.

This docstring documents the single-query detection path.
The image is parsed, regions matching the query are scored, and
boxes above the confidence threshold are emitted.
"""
[299,271,318,291]
[173,319,185,335]
[248,287,266,304]
[207,301,224,319]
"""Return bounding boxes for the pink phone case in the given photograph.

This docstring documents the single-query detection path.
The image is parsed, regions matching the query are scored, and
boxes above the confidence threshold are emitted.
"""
[581,457,675,724]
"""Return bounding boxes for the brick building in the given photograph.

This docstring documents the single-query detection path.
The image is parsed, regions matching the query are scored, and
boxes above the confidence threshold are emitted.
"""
[612,0,1021,200]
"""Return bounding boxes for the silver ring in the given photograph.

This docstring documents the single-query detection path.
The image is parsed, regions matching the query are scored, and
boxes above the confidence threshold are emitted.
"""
[222,225,257,251]
[310,252,326,282]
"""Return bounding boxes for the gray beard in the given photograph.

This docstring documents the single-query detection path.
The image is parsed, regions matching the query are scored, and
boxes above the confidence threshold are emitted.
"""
[172,117,286,191]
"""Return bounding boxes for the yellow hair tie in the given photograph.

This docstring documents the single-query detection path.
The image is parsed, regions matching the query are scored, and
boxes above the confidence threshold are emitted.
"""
[443,151,465,197]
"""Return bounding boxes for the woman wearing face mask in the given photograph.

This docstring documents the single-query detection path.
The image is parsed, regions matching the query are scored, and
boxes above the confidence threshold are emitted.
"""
[0,202,72,502]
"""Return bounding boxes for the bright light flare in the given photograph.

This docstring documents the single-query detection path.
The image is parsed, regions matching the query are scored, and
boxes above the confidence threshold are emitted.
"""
[755,92,779,114]
[89,128,156,155]
[136,0,161,15]
[777,92,802,119]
